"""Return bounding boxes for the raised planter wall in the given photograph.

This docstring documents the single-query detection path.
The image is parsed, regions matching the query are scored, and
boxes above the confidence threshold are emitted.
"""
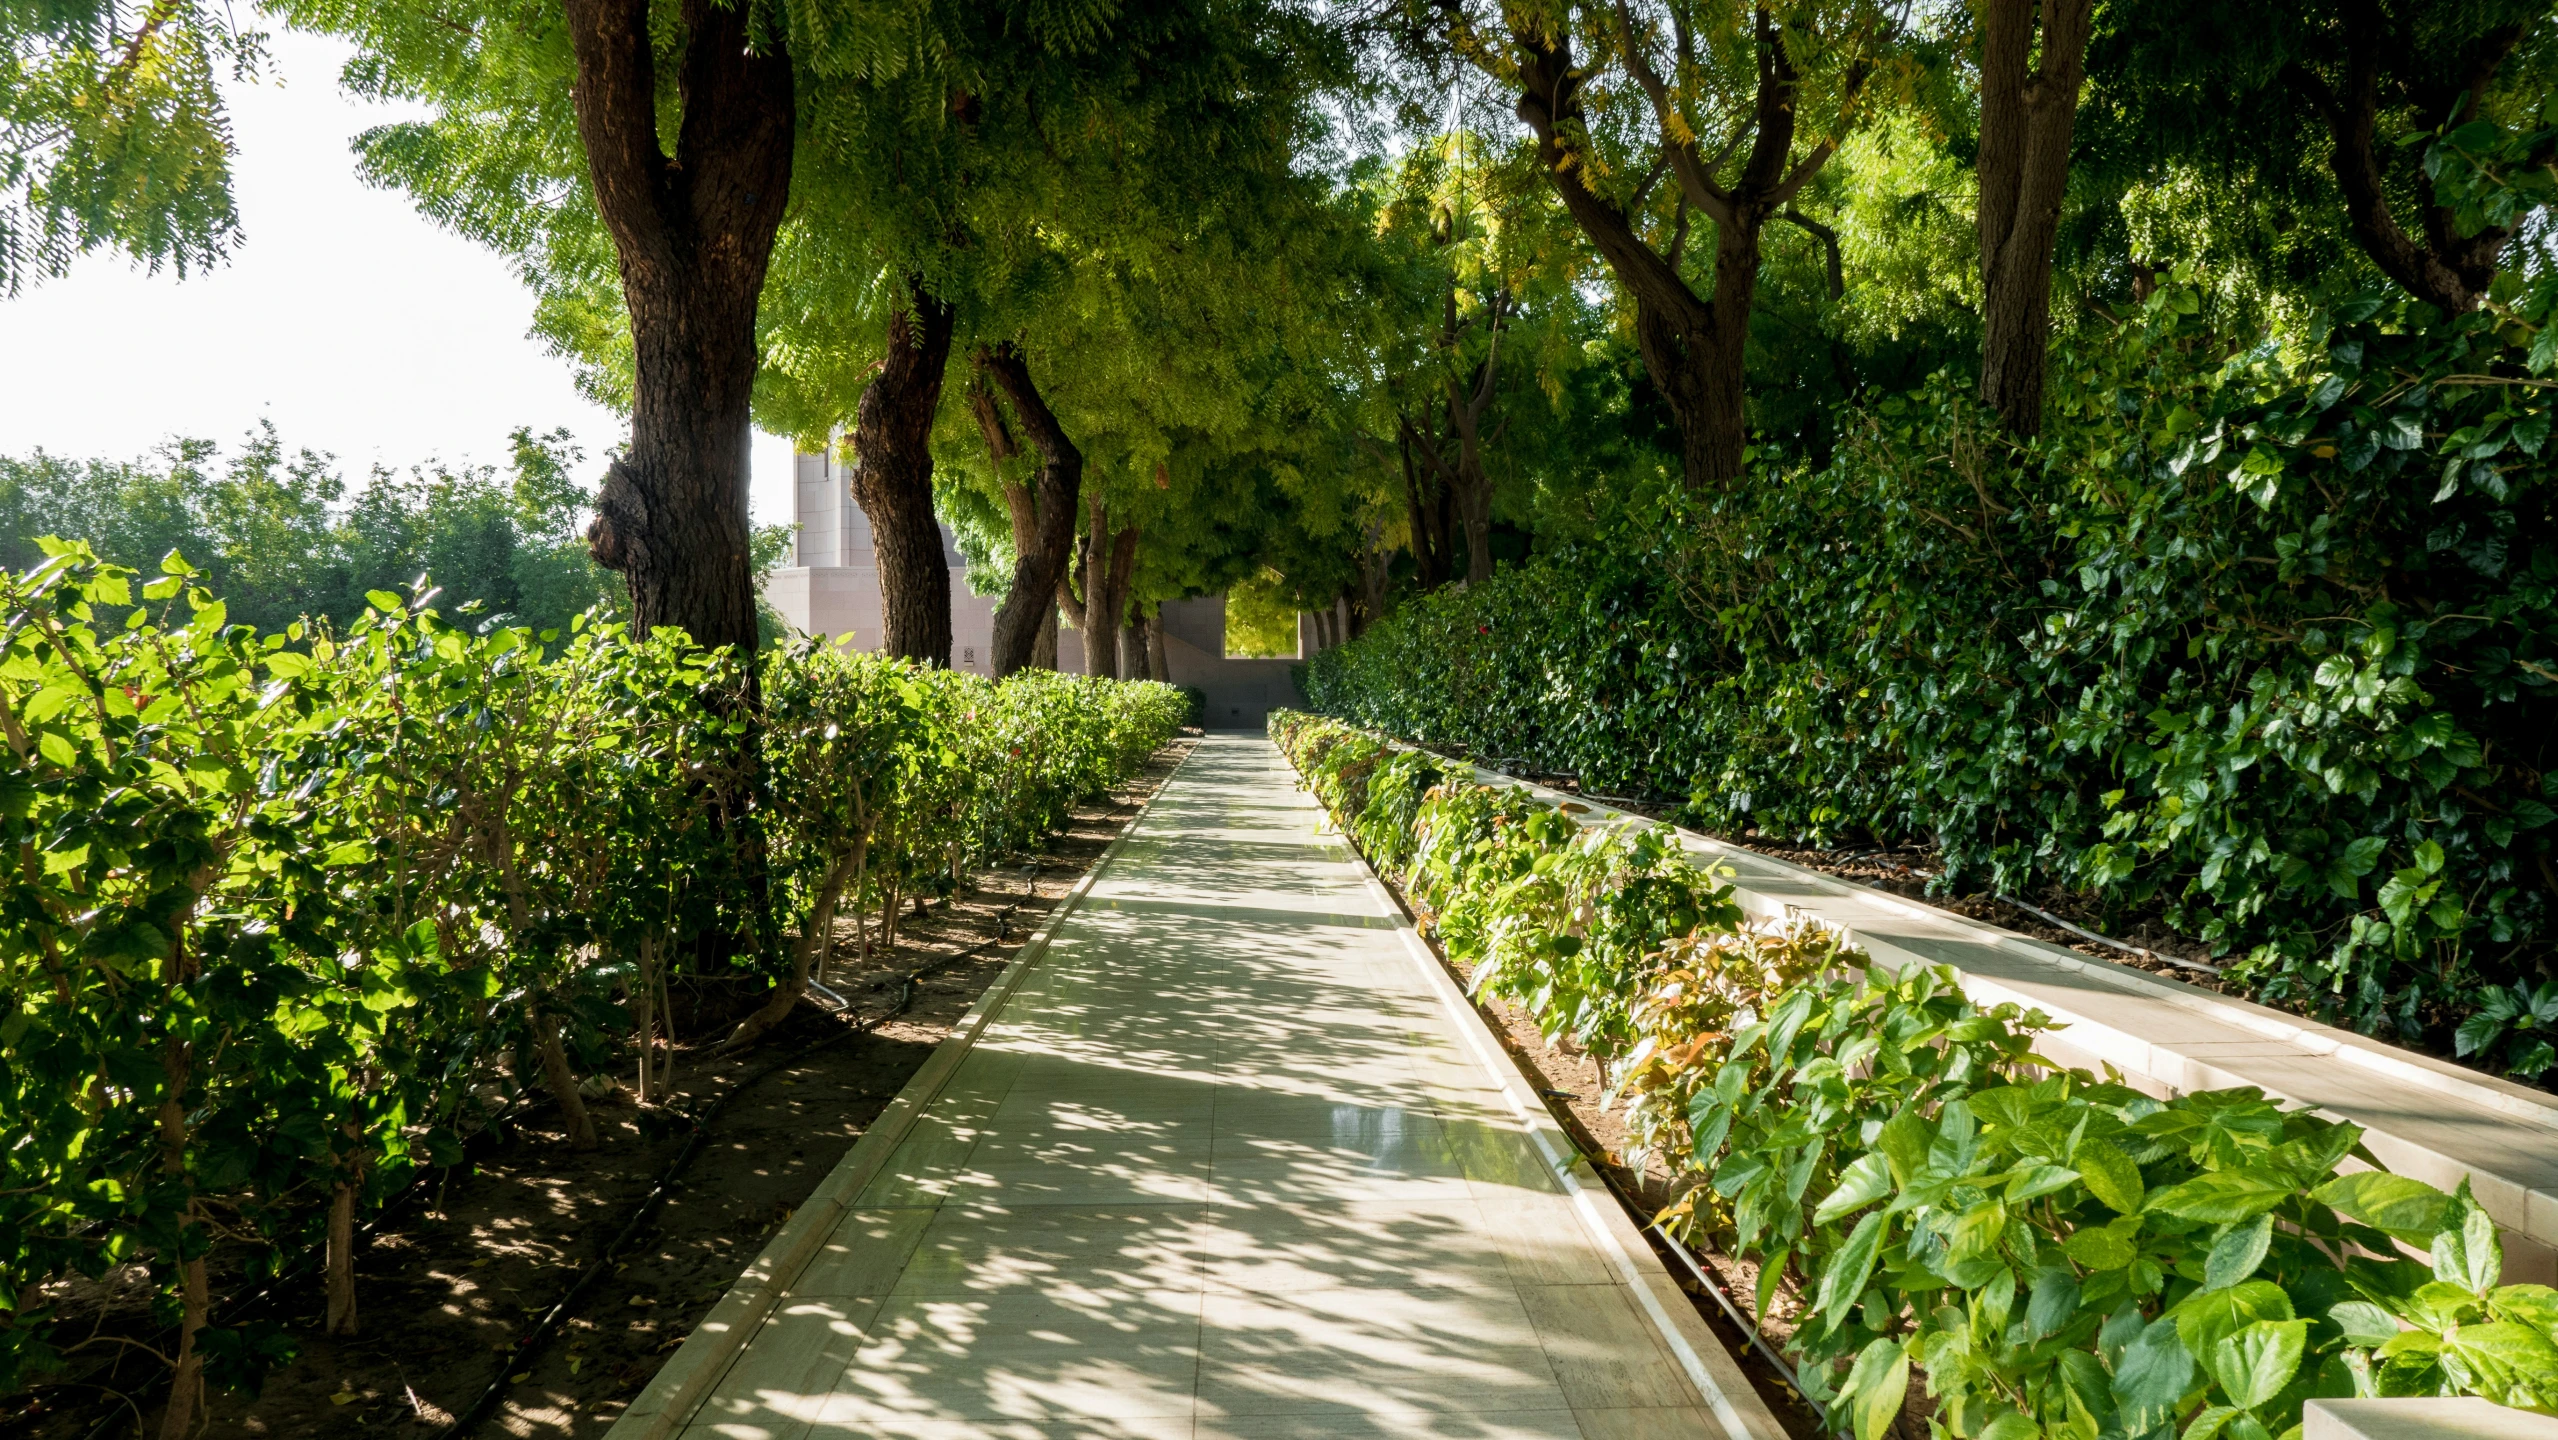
[1425,755,2558,1286]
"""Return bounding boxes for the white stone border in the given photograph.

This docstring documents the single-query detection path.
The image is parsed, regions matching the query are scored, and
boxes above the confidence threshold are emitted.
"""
[1355,732,2558,1282]
[606,743,1196,1440]
[1285,743,1795,1440]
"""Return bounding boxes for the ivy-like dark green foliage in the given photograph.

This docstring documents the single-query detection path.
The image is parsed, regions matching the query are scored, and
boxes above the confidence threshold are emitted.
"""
[1304,286,2558,1079]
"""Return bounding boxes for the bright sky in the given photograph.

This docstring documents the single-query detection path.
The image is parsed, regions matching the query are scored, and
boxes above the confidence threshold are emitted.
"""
[0,29,798,525]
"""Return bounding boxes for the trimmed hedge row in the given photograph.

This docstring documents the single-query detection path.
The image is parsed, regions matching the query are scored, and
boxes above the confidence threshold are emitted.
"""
[0,542,1187,1413]
[1276,709,2558,1440]
[1302,294,2558,1081]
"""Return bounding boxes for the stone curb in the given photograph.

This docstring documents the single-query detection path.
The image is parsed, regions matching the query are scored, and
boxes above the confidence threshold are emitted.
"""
[605,743,1196,1439]
[1289,752,1796,1440]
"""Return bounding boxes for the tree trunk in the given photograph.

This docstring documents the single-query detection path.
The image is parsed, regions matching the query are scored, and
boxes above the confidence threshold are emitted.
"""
[1032,605,1059,671]
[1397,424,1447,590]
[157,1037,204,1440]
[2287,8,2524,314]
[1080,503,1138,680]
[849,280,958,665]
[1122,617,1146,681]
[725,839,863,1051]
[1976,0,2092,436]
[563,0,791,654]
[531,1005,599,1150]
[1145,603,1169,680]
[324,1165,359,1336]
[980,345,1086,677]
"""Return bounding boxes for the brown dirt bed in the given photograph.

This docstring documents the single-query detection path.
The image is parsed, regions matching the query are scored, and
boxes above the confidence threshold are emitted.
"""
[6,738,1197,1440]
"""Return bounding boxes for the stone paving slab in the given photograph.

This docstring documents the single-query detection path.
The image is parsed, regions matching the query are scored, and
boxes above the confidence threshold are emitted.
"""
[630,736,1773,1440]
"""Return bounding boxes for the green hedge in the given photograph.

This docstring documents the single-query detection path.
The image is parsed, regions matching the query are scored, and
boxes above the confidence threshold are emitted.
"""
[1302,292,2558,1080]
[0,542,1187,1402]
[1275,710,2558,1439]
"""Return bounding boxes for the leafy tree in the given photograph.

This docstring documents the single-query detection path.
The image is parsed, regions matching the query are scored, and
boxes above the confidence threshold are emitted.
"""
[0,0,256,293]
[280,0,942,654]
[1416,0,1912,488]
[0,424,621,635]
[2081,0,2557,317]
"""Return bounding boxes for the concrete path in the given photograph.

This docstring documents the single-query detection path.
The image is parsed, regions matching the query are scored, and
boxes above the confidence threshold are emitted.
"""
[663,735,1761,1440]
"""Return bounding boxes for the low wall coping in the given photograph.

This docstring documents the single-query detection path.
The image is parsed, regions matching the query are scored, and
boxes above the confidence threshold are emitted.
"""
[1423,754,2558,1280]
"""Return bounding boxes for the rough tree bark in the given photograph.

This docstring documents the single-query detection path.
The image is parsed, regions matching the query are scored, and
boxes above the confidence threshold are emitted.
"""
[1976,0,2092,436]
[1145,603,1169,680]
[979,344,1086,677]
[563,0,791,652]
[1408,288,1508,584]
[2288,6,2527,314]
[1505,6,1860,488]
[1078,502,1139,680]
[157,1035,205,1440]
[1394,424,1452,589]
[849,280,958,664]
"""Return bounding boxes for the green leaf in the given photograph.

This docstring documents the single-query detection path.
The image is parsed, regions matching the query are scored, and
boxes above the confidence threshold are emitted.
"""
[2433,1182,2503,1295]
[1816,1211,1887,1333]
[1840,1337,1909,1440]
[2328,1300,2401,1346]
[1876,1109,1931,1184]
[2489,1283,2558,1341]
[2204,1214,2275,1291]
[2441,1320,2558,1407]
[2184,1404,2242,1440]
[2028,1266,2083,1341]
[2150,1167,2295,1223]
[2177,1280,2294,1361]
[2065,1220,2138,1270]
[2210,1319,2308,1409]
[2007,1163,2082,1203]
[2074,1136,2145,1215]
[1815,1152,1893,1224]
[2339,835,2390,876]
[2115,1313,2200,1434]
[2316,1172,2453,1244]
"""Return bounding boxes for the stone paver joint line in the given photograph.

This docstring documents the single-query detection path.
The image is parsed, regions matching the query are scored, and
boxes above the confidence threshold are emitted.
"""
[616,735,1779,1440]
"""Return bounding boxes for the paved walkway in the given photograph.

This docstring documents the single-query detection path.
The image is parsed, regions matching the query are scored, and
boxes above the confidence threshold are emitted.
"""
[662,736,1755,1440]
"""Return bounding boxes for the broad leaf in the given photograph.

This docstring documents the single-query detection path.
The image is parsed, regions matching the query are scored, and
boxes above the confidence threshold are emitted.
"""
[2209,1318,2308,1409]
[2149,1167,2294,1223]
[1815,1152,1893,1224]
[2202,1214,2274,1292]
[2073,1136,2145,1215]
[2113,1313,2199,1434]
[2314,1171,2452,1244]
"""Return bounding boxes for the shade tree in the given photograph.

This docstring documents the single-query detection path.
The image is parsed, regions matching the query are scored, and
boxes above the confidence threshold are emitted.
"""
[0,0,255,294]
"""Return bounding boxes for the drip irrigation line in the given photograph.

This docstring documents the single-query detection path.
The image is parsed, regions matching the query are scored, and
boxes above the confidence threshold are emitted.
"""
[55,832,1070,1439]
[65,1091,538,1440]
[440,896,1032,1440]
[1996,894,2222,977]
[1643,1225,1804,1396]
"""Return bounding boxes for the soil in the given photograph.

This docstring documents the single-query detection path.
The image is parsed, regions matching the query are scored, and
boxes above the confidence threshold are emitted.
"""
[6,737,1199,1440]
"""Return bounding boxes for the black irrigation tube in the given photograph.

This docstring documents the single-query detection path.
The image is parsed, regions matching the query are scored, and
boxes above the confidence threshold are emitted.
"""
[434,888,1034,1440]
[1995,893,2223,977]
[45,808,1104,1439]
[63,1093,539,1440]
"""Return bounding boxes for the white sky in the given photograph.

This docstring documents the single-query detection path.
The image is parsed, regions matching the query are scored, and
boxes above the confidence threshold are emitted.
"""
[0,30,798,526]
